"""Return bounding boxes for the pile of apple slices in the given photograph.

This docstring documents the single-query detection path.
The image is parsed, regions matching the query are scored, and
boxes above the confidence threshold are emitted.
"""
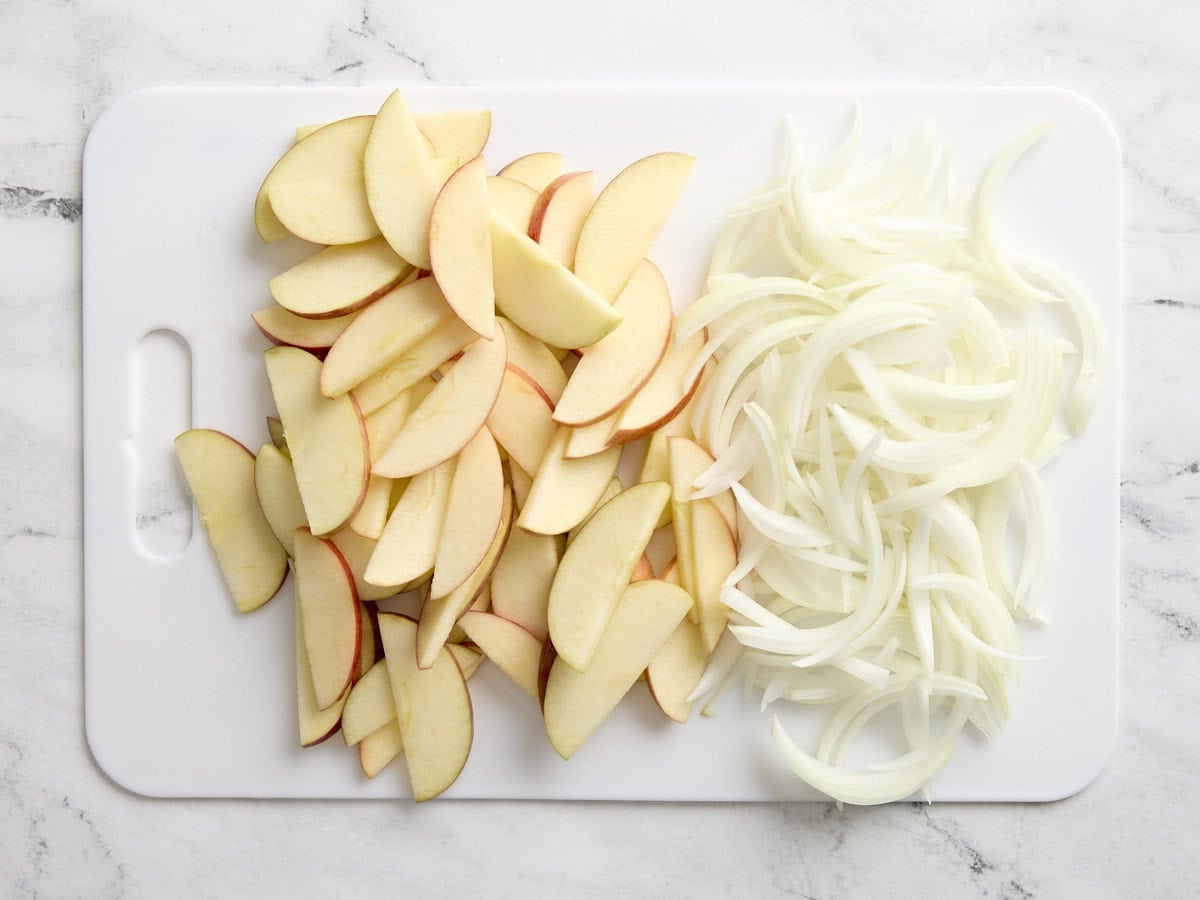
[174,90,740,801]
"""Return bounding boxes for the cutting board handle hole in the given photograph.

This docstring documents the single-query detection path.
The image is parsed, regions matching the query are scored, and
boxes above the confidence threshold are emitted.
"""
[132,328,193,558]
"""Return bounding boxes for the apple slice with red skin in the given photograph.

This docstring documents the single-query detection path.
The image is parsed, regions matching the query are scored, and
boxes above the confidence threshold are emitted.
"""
[293,528,361,710]
[365,456,455,589]
[457,611,543,700]
[252,305,360,352]
[330,527,403,603]
[646,616,708,723]
[175,429,288,612]
[350,316,474,415]
[269,168,379,246]
[342,659,395,746]
[359,720,404,778]
[431,426,504,599]
[528,170,595,267]
[489,526,562,641]
[296,609,349,747]
[253,442,307,557]
[632,553,655,583]
[486,365,556,477]
[429,156,495,338]
[497,151,563,192]
[609,328,707,445]
[487,176,540,234]
[269,238,411,319]
[416,108,491,160]
[565,477,623,547]
[516,427,621,536]
[691,497,738,652]
[508,460,534,513]
[496,317,567,403]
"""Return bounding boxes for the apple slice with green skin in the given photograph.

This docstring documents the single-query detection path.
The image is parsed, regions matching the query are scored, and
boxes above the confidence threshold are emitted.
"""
[175,429,288,612]
[497,151,563,192]
[265,347,370,536]
[294,528,361,710]
[320,276,455,398]
[372,326,507,479]
[610,328,707,445]
[543,579,692,759]
[365,456,454,589]
[269,238,412,319]
[343,659,395,746]
[573,151,695,302]
[296,610,349,747]
[552,259,674,426]
[416,490,513,669]
[253,442,308,557]
[486,176,540,232]
[489,526,562,641]
[547,481,671,671]
[378,613,474,801]
[691,497,737,652]
[269,169,380,245]
[516,427,621,536]
[429,156,495,338]
[486,365,556,477]
[565,477,623,547]
[489,213,622,351]
[359,720,404,778]
[256,115,374,242]
[496,318,567,403]
[416,108,492,160]
[252,304,360,352]
[458,612,543,700]
[351,316,474,415]
[646,616,708,723]
[431,426,504,599]
[528,170,595,267]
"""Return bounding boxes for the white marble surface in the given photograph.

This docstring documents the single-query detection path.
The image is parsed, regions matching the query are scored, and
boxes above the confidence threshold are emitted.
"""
[2,0,1198,895]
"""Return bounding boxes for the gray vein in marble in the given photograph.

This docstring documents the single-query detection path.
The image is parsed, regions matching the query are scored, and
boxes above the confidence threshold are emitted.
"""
[913,805,1036,898]
[0,186,82,222]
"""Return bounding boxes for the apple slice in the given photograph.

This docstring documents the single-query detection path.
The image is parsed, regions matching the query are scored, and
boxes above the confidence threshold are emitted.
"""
[321,276,455,398]
[458,612,543,700]
[347,474,394,540]
[552,259,673,426]
[264,347,370,536]
[497,151,563,192]
[417,108,491,160]
[646,616,708,723]
[489,526,562,641]
[378,614,474,801]
[358,602,378,679]
[364,388,416,461]
[573,151,695,302]
[266,416,287,452]
[372,326,507,478]
[431,426,504,599]
[294,528,361,710]
[489,213,622,350]
[448,643,485,681]
[359,720,404,778]
[253,442,308,557]
[632,553,655,583]
[496,318,567,403]
[296,611,349,747]
[175,429,288,612]
[563,413,620,460]
[429,157,495,337]
[330,527,402,603]
[365,456,454,589]
[528,171,595,267]
[665,436,737,539]
[547,481,670,671]
[610,329,707,444]
[255,115,374,242]
[268,238,411,319]
[565,477,623,546]
[487,175,540,233]
[351,317,474,415]
[486,365,556,476]
[516,427,621,536]
[343,659,395,746]
[252,304,360,352]
[691,497,737,651]
[543,579,692,758]
[269,169,379,245]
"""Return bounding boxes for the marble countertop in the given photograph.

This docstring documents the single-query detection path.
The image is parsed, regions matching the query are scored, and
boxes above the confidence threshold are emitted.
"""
[3,1,1198,895]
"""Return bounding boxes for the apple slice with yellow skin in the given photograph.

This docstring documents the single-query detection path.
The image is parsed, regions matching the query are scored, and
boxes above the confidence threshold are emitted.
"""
[458,611,543,700]
[497,151,563,192]
[265,347,370,536]
[269,238,411,319]
[294,528,361,710]
[573,151,695,302]
[610,329,707,444]
[489,526,562,641]
[253,442,307,557]
[547,481,670,671]
[508,461,533,512]
[489,213,622,351]
[416,490,513,669]
[175,429,288,612]
[565,476,623,547]
[431,426,504,599]
[269,169,379,245]
[429,157,495,338]
[496,317,567,403]
[320,276,455,398]
[296,611,349,747]
[543,579,691,759]
[256,115,374,242]
[516,427,621,536]
[691,497,737,652]
[487,176,540,233]
[351,317,474,414]
[528,170,595,267]
[553,259,673,426]
[417,108,491,160]
[373,326,507,479]
[330,527,402,603]
[365,456,454,589]
[343,659,394,746]
[378,613,474,801]
[646,616,707,723]
[252,304,360,352]
[359,720,404,778]
[486,365,556,476]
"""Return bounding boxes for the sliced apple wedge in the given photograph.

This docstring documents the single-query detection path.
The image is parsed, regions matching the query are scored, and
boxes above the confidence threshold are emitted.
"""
[175,429,288,612]
[573,151,695,302]
[269,169,379,245]
[417,108,491,160]
[496,317,568,403]
[448,643,485,681]
[252,304,360,352]
[320,276,455,398]
[632,553,655,583]
[565,476,623,546]
[610,329,706,444]
[691,497,737,651]
[365,456,455,589]
[547,481,670,671]
[667,436,737,539]
[330,527,401,603]
[269,238,411,319]
[487,175,540,233]
[486,365,556,476]
[363,388,416,462]
[266,416,287,452]
[429,157,495,337]
[516,427,621,536]
[508,460,534,513]
[646,616,708,723]
[359,720,404,778]
[264,347,370,536]
[296,611,349,747]
[489,526,562,641]
[497,151,563,192]
[358,602,378,679]
[528,170,595,267]
[347,474,394,540]
[372,326,507,478]
[563,413,620,460]
[342,659,396,746]
[543,579,692,759]
[378,614,474,801]
[253,441,308,557]
[431,426,504,599]
[552,259,673,426]
[458,611,543,700]
[350,317,474,415]
[294,528,361,710]
[489,213,622,350]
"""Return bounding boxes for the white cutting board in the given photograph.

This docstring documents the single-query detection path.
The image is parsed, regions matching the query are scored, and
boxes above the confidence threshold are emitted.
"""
[82,87,1119,801]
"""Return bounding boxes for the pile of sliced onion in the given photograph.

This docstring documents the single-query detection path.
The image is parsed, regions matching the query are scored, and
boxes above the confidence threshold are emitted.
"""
[680,105,1104,804]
